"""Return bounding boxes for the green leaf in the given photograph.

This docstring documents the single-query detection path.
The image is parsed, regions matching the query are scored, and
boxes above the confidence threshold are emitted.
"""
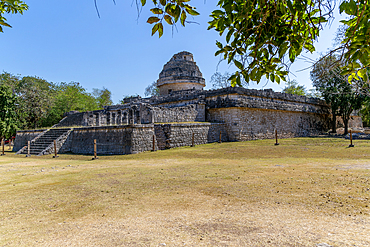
[348,73,354,83]
[275,75,281,84]
[141,0,146,6]
[216,41,223,49]
[212,10,224,16]
[185,6,200,16]
[234,60,243,70]
[288,47,296,63]
[158,23,164,38]
[180,10,186,26]
[160,0,166,6]
[147,16,160,24]
[150,8,163,14]
[286,0,295,14]
[358,68,367,79]
[304,42,315,53]
[215,49,223,56]
[0,20,11,28]
[236,74,241,86]
[226,29,233,43]
[339,1,347,14]
[270,73,275,82]
[165,3,175,17]
[164,15,173,25]
[279,42,289,59]
[152,23,160,36]
[174,5,181,22]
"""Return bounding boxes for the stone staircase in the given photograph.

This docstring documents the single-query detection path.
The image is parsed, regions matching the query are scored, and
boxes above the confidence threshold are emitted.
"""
[17,128,72,156]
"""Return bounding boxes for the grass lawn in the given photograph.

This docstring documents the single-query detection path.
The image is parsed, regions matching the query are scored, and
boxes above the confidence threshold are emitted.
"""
[0,137,369,246]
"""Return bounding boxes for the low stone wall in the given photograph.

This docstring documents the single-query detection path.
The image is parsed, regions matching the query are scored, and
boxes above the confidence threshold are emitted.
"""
[131,125,157,154]
[154,123,227,149]
[207,107,330,141]
[13,129,48,152]
[58,125,155,155]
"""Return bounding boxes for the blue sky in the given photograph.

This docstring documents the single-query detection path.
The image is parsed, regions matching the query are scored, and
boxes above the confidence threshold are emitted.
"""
[1,1,343,103]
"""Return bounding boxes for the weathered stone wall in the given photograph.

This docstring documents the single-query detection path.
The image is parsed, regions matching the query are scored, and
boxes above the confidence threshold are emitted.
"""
[157,51,205,96]
[60,126,129,155]
[205,92,328,114]
[205,87,327,106]
[152,104,200,123]
[56,112,85,127]
[57,125,155,155]
[13,129,48,152]
[154,123,227,149]
[151,89,203,107]
[208,123,228,143]
[131,125,157,154]
[55,103,203,128]
[158,82,204,96]
[207,107,329,141]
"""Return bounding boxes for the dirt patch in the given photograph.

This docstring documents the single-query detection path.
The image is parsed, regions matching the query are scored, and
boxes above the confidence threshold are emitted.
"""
[1,138,370,246]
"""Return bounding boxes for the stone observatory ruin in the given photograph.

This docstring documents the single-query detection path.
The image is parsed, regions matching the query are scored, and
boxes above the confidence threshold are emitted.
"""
[157,51,206,95]
[14,51,363,156]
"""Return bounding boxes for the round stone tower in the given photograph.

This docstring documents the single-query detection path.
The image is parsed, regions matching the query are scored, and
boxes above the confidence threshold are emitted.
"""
[157,51,205,96]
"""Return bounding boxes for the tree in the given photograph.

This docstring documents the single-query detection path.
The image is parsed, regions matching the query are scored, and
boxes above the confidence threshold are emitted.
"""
[211,71,251,89]
[306,88,321,98]
[1,72,116,128]
[5,1,369,88]
[211,72,232,89]
[337,83,366,134]
[15,76,55,129]
[119,94,140,104]
[0,0,28,32]
[282,80,306,96]
[93,87,113,109]
[361,99,370,127]
[311,55,366,134]
[41,82,99,127]
[0,83,18,138]
[141,0,370,88]
[0,72,20,91]
[144,81,159,97]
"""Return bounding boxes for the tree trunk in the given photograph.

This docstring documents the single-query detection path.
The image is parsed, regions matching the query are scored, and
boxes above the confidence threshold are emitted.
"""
[343,118,349,135]
[331,115,337,133]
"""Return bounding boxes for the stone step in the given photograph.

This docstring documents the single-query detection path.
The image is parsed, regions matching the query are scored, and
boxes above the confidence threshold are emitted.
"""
[20,128,72,156]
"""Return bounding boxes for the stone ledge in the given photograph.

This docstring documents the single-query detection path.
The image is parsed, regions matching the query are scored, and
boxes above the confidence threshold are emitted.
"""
[73,124,155,131]
[16,129,48,133]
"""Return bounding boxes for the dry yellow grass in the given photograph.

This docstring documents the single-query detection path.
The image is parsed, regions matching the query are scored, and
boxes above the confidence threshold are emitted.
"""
[0,137,369,246]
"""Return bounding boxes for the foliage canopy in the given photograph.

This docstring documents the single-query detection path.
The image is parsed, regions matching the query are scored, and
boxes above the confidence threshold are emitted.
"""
[282,80,306,96]
[0,72,113,131]
[311,55,367,134]
[0,83,18,138]
[141,0,370,88]
[0,0,28,32]
[3,0,369,91]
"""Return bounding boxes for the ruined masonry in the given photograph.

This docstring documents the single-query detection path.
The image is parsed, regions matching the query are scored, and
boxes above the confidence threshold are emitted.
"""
[14,51,362,156]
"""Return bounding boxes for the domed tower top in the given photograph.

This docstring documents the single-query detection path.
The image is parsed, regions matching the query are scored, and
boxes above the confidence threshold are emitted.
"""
[157,51,205,96]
